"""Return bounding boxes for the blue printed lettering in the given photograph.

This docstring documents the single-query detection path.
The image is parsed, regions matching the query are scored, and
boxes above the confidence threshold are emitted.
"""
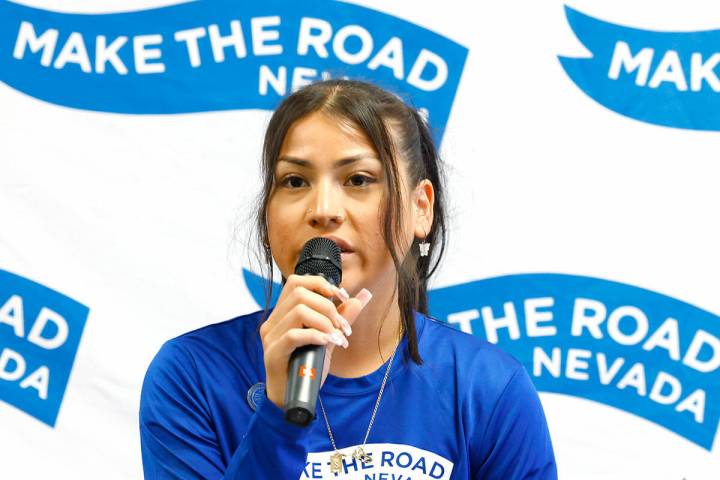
[302,461,322,479]
[343,456,359,473]
[428,461,445,478]
[395,452,412,468]
[411,456,427,474]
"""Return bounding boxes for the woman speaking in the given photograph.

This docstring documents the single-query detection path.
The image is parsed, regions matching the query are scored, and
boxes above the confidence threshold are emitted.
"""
[139,79,557,479]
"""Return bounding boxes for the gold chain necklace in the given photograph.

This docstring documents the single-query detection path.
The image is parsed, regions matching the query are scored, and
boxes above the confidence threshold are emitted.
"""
[318,334,401,475]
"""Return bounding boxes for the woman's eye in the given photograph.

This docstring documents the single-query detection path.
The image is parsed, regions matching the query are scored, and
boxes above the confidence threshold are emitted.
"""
[346,174,375,187]
[280,175,307,189]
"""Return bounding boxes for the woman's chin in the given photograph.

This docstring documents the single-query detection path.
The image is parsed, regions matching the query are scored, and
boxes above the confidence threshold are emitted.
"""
[338,273,359,296]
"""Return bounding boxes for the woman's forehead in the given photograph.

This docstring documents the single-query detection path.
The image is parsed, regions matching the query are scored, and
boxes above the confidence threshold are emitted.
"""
[279,111,376,157]
[277,111,411,170]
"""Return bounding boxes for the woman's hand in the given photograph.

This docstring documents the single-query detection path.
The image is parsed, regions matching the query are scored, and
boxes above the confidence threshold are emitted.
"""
[260,274,372,409]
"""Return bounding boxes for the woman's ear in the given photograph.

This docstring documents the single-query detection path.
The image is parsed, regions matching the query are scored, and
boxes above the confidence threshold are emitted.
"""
[413,179,434,238]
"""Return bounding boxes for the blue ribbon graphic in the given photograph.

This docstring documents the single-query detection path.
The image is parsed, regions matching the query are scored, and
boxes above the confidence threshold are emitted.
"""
[0,0,467,143]
[0,269,89,427]
[559,6,720,131]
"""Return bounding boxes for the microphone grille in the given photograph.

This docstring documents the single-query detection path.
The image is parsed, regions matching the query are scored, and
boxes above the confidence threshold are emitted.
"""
[294,237,342,286]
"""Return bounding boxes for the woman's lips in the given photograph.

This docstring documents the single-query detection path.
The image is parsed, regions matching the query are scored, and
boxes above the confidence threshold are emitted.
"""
[340,251,354,261]
[321,235,353,253]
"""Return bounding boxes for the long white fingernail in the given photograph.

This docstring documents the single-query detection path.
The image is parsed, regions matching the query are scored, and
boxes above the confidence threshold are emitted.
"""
[335,287,350,302]
[356,288,373,308]
[336,313,352,336]
[329,330,347,348]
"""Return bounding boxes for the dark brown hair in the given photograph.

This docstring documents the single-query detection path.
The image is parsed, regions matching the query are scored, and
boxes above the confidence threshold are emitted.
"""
[250,79,448,365]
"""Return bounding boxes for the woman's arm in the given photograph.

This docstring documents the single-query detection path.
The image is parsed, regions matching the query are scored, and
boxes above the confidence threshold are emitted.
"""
[139,340,311,479]
[139,276,366,478]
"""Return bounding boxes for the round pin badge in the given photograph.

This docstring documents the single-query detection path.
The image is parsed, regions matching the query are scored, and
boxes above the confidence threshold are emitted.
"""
[246,382,266,411]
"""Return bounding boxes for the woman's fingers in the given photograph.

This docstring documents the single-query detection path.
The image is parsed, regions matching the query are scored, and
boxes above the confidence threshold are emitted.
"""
[270,294,348,342]
[260,277,372,409]
[261,275,349,338]
[280,274,347,304]
[290,285,352,335]
[265,326,347,360]
[337,288,373,327]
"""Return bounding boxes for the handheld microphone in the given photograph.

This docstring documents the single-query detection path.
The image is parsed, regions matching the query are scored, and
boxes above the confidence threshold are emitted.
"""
[284,237,342,426]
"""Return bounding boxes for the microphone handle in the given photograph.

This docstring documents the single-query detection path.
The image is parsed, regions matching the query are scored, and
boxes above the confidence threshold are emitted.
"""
[284,343,326,426]
[284,272,336,427]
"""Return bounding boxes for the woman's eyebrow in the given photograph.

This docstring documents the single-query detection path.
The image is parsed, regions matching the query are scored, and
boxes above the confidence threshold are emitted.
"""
[277,154,380,168]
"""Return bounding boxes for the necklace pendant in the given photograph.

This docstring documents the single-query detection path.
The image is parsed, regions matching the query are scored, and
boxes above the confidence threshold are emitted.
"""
[352,446,373,465]
[330,451,346,474]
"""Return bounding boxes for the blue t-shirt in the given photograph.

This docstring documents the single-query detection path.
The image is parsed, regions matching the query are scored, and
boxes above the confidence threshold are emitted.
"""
[140,309,557,479]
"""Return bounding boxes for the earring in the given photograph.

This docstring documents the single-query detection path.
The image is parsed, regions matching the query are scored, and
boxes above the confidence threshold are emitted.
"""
[419,229,430,257]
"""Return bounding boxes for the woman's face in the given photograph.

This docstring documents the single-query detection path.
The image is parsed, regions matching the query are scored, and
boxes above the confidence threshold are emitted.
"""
[266,110,421,295]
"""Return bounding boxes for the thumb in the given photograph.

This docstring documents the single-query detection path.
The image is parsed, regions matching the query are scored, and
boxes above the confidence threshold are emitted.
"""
[337,288,373,328]
[321,341,337,386]
[321,289,372,385]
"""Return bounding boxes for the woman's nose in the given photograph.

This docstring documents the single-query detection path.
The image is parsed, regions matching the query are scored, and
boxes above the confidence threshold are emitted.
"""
[308,179,344,227]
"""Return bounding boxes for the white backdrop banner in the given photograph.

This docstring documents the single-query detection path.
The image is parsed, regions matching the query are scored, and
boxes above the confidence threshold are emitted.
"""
[1,0,719,479]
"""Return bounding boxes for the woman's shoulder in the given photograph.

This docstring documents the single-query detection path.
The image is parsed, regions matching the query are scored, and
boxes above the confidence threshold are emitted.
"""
[416,312,525,392]
[419,312,521,368]
[415,312,549,462]
[143,309,268,382]
[170,309,267,350]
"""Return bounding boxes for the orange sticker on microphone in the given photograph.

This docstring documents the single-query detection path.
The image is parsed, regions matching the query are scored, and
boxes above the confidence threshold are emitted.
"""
[298,366,316,379]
